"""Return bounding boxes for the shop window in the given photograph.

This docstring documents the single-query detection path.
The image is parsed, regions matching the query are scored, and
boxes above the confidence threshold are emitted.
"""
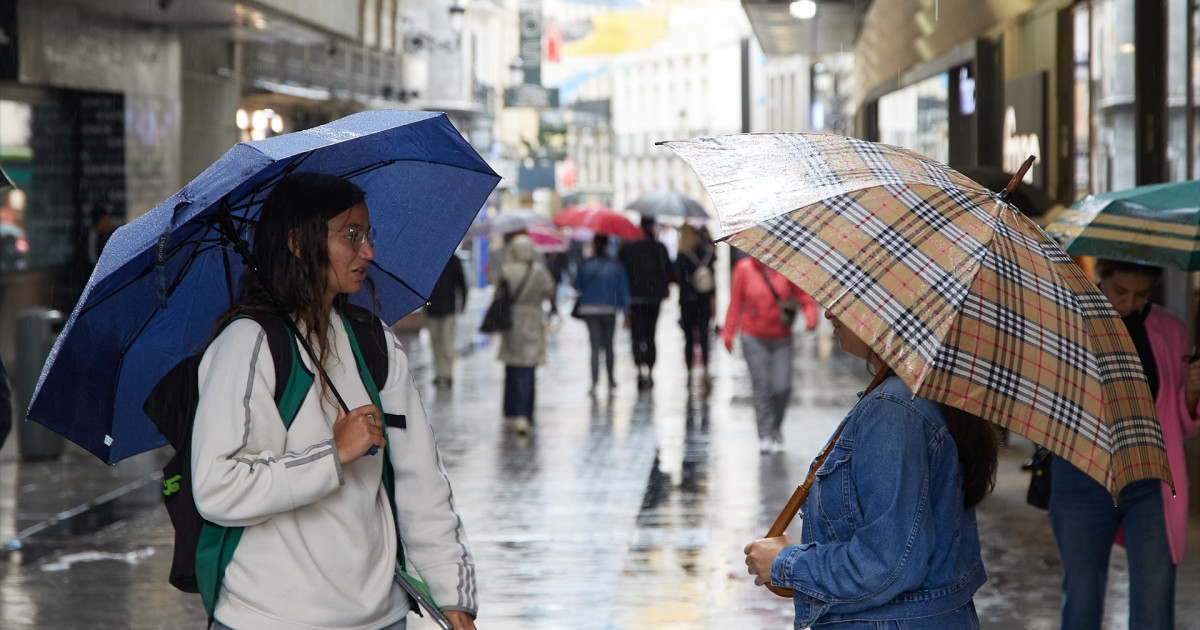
[878,74,949,165]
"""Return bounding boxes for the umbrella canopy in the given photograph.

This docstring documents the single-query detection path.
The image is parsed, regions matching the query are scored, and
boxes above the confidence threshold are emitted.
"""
[553,205,644,241]
[627,189,708,219]
[1044,179,1200,270]
[526,224,568,253]
[957,165,1057,219]
[463,209,553,239]
[28,110,500,464]
[663,132,1168,496]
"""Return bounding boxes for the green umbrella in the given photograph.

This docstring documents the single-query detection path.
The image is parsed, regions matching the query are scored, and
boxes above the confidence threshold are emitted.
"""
[1045,180,1200,270]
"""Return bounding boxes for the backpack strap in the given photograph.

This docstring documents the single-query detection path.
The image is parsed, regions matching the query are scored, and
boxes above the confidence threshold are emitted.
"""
[342,304,389,392]
[196,310,314,623]
[339,309,418,611]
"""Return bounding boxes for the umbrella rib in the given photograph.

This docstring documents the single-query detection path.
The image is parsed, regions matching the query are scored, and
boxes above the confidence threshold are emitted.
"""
[368,260,428,303]
[78,233,228,316]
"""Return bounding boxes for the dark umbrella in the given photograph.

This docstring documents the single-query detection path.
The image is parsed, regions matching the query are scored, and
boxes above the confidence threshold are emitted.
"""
[626,189,708,219]
[27,110,500,464]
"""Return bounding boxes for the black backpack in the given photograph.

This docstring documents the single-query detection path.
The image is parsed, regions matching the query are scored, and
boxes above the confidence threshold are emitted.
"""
[142,306,391,618]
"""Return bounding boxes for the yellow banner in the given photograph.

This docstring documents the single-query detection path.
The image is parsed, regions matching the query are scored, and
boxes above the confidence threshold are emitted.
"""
[562,11,670,56]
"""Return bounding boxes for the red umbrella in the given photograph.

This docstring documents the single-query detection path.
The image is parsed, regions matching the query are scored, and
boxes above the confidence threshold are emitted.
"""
[553,205,644,241]
[526,224,568,253]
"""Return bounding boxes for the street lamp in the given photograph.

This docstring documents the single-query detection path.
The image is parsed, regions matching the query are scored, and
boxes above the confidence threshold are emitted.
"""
[448,0,466,34]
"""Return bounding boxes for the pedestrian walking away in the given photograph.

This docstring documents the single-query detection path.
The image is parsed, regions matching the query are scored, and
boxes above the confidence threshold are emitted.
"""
[426,252,468,388]
[744,310,999,628]
[618,215,672,390]
[721,255,816,453]
[496,234,557,435]
[1049,259,1200,630]
[673,224,717,382]
[574,233,632,395]
[190,173,478,630]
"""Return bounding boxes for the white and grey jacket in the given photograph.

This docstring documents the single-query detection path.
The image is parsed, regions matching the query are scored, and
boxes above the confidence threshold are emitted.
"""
[192,314,475,630]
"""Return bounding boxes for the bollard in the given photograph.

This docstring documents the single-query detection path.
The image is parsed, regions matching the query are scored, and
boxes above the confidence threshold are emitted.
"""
[15,307,65,460]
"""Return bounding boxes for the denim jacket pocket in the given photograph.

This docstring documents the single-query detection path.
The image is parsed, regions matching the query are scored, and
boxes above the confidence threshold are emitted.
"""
[809,441,855,542]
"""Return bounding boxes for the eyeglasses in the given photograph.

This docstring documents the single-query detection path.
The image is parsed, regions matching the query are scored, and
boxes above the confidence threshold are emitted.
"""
[330,225,377,251]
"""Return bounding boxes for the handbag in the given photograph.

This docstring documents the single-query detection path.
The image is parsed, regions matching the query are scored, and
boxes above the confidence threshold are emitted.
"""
[479,268,532,333]
[759,267,799,328]
[1025,447,1053,510]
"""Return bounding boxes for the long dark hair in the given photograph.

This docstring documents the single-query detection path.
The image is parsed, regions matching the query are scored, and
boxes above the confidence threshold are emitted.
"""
[863,361,998,508]
[215,172,368,365]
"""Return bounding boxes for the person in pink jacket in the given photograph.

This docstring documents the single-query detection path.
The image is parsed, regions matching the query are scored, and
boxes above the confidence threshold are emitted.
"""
[721,254,818,454]
[1049,259,1200,630]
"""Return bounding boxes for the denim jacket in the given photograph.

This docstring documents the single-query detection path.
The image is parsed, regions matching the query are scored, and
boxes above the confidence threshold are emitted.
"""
[771,375,986,628]
[574,256,631,314]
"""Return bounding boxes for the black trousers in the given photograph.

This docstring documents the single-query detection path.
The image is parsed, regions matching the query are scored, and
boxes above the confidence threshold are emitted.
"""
[629,302,662,369]
[680,301,712,369]
[503,365,536,421]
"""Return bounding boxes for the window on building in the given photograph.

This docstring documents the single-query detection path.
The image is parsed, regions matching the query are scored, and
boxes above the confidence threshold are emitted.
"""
[1089,0,1137,192]
[1071,4,1091,201]
[1166,0,1193,182]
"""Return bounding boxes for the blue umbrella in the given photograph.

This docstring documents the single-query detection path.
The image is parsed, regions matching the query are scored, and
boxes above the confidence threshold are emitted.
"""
[27,110,500,464]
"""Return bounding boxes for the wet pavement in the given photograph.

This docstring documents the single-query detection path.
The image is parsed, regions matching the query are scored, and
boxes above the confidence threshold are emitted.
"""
[2,288,1199,629]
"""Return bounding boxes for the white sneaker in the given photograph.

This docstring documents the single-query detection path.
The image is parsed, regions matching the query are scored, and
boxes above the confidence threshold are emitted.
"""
[512,416,531,435]
[772,438,785,454]
[759,438,774,454]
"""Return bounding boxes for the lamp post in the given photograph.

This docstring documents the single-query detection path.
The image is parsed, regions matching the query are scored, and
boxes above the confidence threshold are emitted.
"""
[448,0,466,34]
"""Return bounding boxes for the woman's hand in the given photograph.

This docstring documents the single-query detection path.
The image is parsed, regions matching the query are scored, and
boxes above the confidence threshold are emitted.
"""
[332,404,385,464]
[445,610,477,630]
[744,534,792,587]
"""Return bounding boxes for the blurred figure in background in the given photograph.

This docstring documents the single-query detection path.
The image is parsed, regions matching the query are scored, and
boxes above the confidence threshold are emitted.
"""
[497,235,556,435]
[721,255,817,453]
[674,224,717,381]
[574,233,631,395]
[1,188,28,272]
[1049,259,1200,630]
[618,216,672,390]
[426,252,467,388]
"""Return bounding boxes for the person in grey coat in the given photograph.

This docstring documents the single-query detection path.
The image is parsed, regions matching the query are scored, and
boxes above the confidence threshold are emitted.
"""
[496,234,556,435]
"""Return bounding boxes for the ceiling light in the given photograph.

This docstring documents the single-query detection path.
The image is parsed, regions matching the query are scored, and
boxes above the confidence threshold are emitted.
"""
[790,0,817,20]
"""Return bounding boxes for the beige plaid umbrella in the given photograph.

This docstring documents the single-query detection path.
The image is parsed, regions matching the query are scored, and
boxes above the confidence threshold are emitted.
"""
[663,133,1170,498]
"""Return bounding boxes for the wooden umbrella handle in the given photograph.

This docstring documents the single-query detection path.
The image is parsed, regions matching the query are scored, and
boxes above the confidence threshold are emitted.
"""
[760,421,849,598]
[1001,156,1037,198]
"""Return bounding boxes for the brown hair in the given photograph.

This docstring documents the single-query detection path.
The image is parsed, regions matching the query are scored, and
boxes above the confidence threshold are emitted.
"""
[215,172,371,370]
[1094,258,1162,282]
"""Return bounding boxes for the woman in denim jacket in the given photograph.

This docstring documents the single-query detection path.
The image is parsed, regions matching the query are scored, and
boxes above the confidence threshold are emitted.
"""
[746,311,999,629]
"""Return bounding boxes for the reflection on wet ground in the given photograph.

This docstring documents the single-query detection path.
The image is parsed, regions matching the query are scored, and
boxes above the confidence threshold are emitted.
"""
[1,292,1198,629]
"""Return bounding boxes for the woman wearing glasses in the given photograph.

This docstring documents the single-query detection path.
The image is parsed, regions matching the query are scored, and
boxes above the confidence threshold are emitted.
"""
[191,173,477,630]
